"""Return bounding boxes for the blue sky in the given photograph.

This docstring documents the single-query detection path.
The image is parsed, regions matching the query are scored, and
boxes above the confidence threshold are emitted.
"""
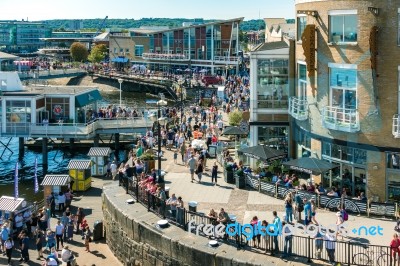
[0,0,294,21]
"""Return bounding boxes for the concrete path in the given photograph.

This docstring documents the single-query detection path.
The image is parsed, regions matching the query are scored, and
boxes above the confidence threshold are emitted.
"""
[0,177,122,266]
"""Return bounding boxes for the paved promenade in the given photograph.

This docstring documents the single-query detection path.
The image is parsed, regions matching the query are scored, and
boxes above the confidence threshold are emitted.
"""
[0,178,122,266]
[162,151,395,248]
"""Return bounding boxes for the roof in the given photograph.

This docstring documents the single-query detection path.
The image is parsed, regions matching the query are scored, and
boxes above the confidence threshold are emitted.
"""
[0,196,25,212]
[67,160,91,169]
[253,41,289,52]
[0,51,19,60]
[93,32,109,42]
[88,147,111,157]
[264,18,287,31]
[148,17,244,34]
[3,86,100,97]
[41,175,70,186]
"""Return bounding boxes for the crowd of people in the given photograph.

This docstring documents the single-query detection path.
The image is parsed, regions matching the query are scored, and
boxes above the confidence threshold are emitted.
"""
[0,190,91,266]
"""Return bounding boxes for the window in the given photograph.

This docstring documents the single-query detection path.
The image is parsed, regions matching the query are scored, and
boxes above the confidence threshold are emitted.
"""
[113,47,117,54]
[329,10,357,43]
[297,16,307,41]
[297,63,307,98]
[176,47,182,54]
[135,45,144,56]
[125,48,129,53]
[329,63,357,109]
[119,48,124,54]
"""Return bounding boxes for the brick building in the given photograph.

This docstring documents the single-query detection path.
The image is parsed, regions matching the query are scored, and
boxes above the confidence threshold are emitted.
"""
[290,0,400,201]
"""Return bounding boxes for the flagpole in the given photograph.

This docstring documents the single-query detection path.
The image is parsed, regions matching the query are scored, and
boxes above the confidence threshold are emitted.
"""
[34,157,39,194]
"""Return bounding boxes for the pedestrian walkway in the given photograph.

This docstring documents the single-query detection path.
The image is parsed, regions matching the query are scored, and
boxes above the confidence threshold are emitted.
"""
[162,149,395,247]
[0,177,122,266]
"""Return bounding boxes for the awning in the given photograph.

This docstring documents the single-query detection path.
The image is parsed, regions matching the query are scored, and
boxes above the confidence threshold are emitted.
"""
[75,90,102,108]
[238,145,287,162]
[112,57,129,63]
[282,157,339,175]
[41,175,70,186]
[67,160,91,170]
[222,126,246,136]
[88,147,111,157]
[0,196,25,212]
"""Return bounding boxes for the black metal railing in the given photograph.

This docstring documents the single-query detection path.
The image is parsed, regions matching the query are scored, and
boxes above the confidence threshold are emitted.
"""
[244,173,398,219]
[126,180,395,265]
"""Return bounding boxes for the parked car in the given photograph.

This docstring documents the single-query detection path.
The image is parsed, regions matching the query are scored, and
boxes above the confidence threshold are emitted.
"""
[202,76,220,86]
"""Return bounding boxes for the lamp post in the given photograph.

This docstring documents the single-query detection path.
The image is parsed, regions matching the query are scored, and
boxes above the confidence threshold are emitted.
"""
[118,78,123,108]
[156,99,168,180]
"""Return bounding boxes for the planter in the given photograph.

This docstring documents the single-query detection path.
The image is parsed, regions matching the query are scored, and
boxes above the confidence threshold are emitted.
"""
[224,170,235,184]
[143,160,155,173]
[235,174,246,189]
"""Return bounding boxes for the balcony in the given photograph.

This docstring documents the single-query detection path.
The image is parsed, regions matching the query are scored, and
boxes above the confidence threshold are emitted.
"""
[322,106,360,133]
[142,53,189,61]
[392,115,400,138]
[288,97,308,120]
[213,56,239,63]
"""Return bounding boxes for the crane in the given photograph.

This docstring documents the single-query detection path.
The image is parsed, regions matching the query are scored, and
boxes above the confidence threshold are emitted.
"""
[90,16,108,49]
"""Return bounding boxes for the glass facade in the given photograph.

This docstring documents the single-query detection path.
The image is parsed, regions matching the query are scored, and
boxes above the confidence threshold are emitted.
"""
[329,14,357,43]
[256,59,289,109]
[6,100,31,133]
[329,67,357,109]
[257,126,289,154]
[135,45,144,56]
[297,16,307,41]
[45,97,70,122]
[386,152,400,202]
[322,142,366,196]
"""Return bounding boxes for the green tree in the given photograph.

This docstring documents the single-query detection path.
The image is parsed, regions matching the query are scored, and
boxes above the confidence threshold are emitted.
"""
[88,44,108,63]
[228,110,243,126]
[70,42,88,62]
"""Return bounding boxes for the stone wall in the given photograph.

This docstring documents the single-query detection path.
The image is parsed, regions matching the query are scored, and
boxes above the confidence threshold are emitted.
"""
[102,184,269,266]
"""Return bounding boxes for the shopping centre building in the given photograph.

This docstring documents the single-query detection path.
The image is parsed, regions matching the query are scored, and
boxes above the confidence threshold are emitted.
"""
[288,0,400,202]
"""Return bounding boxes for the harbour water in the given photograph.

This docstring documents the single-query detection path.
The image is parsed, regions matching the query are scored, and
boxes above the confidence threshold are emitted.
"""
[0,81,155,201]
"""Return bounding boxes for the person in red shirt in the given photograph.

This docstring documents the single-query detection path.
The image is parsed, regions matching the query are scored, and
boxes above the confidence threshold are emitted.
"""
[390,233,400,261]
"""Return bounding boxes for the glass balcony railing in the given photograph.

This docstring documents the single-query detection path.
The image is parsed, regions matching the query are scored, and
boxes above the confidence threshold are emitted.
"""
[322,106,360,132]
[142,53,189,61]
[288,97,308,120]
[392,115,400,138]
[255,96,289,109]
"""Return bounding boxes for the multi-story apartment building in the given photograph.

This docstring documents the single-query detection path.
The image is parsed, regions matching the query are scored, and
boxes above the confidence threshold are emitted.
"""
[0,20,51,53]
[108,18,243,74]
[290,0,400,202]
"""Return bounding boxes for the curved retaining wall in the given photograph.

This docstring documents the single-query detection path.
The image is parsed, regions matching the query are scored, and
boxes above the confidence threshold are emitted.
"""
[102,183,269,266]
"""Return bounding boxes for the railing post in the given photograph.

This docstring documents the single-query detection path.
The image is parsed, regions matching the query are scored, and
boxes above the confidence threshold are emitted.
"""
[347,241,351,266]
[275,184,278,198]
[307,236,311,263]
[147,191,150,212]
[136,182,139,203]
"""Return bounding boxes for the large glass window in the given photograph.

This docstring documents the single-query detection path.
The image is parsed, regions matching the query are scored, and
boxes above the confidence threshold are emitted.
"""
[329,65,357,109]
[6,100,31,133]
[297,16,307,41]
[257,59,289,109]
[329,11,357,43]
[298,63,307,98]
[135,45,144,56]
[257,126,289,154]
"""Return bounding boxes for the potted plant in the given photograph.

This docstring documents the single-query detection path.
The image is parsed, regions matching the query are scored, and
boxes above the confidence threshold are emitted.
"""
[235,168,246,189]
[224,163,235,184]
[139,151,155,173]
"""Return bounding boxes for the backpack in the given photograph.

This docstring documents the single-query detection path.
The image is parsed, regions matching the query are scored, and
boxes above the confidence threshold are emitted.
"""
[341,210,349,221]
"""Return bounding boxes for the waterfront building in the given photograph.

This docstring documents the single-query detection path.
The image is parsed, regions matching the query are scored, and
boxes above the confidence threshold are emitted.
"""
[290,0,400,201]
[264,18,295,43]
[0,71,102,135]
[249,40,295,165]
[39,31,98,60]
[108,18,243,75]
[0,20,51,53]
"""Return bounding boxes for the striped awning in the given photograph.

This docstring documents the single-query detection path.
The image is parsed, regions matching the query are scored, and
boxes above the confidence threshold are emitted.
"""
[0,196,25,212]
[87,147,111,157]
[41,175,70,186]
[67,160,91,170]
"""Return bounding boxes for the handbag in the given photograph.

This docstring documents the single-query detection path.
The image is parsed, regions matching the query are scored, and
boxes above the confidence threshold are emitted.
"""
[195,169,198,174]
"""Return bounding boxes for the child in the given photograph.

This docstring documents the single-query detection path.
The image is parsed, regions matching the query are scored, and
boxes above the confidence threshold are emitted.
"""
[173,150,178,164]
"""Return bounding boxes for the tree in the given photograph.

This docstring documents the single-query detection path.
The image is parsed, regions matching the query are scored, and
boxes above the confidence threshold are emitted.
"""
[88,44,108,63]
[228,110,243,126]
[70,42,88,62]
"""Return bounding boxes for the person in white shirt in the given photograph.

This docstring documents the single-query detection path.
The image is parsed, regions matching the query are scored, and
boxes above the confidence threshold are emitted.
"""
[4,237,13,266]
[324,232,337,265]
[55,220,64,250]
[61,245,74,263]
[58,192,66,212]
[111,161,118,180]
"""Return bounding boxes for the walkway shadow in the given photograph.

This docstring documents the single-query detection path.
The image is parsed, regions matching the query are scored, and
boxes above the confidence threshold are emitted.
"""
[90,250,107,259]
[346,236,370,245]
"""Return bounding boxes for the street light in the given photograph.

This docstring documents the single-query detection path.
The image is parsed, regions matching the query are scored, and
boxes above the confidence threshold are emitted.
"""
[156,99,168,180]
[118,78,123,108]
